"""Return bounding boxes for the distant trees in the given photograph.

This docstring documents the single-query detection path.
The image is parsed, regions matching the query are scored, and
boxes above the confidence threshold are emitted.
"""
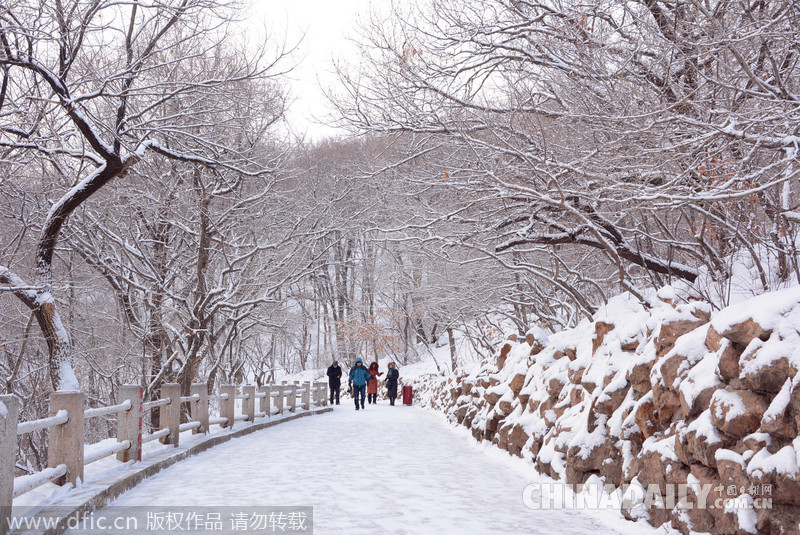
[272,137,520,373]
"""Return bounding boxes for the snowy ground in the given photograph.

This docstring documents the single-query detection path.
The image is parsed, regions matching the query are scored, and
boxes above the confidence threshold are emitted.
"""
[71,402,664,535]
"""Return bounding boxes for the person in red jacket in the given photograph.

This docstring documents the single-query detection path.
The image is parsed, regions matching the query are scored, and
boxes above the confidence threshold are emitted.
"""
[367,361,382,404]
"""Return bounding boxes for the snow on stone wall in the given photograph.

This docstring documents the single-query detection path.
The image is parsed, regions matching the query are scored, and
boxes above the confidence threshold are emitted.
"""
[410,288,800,535]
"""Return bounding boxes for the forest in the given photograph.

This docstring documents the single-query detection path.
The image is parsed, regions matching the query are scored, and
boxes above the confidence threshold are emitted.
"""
[1,0,799,471]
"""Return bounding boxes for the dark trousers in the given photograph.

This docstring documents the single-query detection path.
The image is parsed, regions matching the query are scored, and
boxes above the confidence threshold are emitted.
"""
[353,385,366,408]
[368,393,377,404]
[388,395,396,405]
[329,384,340,404]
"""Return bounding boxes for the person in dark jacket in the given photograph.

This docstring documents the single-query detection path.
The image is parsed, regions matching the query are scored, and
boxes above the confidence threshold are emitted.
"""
[367,361,382,404]
[349,357,370,410]
[326,360,342,404]
[385,362,399,405]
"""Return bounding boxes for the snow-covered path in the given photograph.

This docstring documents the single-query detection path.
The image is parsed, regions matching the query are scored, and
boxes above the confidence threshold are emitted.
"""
[84,404,648,534]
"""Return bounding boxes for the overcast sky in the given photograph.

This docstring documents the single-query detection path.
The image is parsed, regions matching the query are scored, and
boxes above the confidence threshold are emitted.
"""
[248,0,379,141]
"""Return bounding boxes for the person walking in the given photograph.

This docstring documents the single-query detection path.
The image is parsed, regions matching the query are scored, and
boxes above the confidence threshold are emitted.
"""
[385,362,400,406]
[326,360,342,405]
[349,357,370,410]
[367,361,383,404]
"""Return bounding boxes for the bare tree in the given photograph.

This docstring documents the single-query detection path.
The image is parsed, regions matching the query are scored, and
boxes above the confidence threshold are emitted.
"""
[332,0,800,311]
[0,0,292,390]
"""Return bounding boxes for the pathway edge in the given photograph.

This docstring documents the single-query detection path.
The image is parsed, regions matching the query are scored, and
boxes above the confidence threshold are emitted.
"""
[10,407,333,535]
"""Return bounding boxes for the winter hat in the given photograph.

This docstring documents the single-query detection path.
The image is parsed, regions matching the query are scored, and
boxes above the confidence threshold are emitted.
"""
[355,357,363,364]
[333,360,338,366]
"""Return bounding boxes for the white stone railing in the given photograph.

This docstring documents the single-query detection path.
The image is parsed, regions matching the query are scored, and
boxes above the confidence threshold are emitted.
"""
[0,380,328,523]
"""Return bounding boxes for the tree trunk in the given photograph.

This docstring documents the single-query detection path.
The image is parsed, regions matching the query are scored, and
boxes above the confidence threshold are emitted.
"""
[447,326,457,373]
[34,301,79,391]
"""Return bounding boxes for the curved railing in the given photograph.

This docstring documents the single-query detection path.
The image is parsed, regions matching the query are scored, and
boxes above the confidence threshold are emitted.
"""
[0,380,328,530]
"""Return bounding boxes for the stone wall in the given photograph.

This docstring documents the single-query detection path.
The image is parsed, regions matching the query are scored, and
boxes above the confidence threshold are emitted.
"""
[411,288,800,535]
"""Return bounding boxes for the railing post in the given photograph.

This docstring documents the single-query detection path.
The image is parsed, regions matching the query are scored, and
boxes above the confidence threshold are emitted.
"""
[116,385,142,462]
[159,384,181,446]
[220,385,236,429]
[48,391,84,486]
[190,383,208,434]
[274,385,284,415]
[323,382,329,406]
[1,394,20,532]
[302,381,311,410]
[259,385,271,418]
[288,384,298,412]
[242,385,256,422]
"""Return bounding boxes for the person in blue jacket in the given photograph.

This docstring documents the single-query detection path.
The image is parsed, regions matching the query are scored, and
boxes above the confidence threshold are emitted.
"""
[349,357,370,410]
